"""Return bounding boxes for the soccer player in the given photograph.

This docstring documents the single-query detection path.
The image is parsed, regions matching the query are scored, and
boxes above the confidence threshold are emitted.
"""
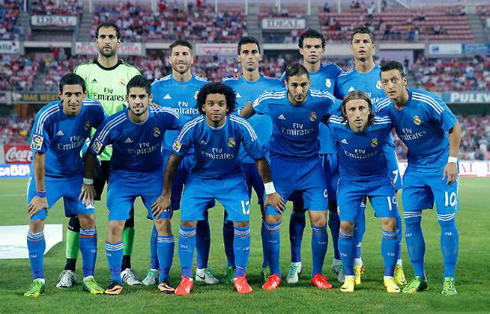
[24,73,105,297]
[328,91,401,294]
[79,75,182,295]
[286,29,344,284]
[334,26,405,285]
[150,39,217,285]
[241,63,336,290]
[153,82,284,295]
[378,61,461,296]
[222,36,283,283]
[62,22,142,287]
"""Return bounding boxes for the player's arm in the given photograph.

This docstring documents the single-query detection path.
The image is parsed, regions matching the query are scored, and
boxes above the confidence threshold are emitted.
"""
[239,101,255,119]
[79,151,97,206]
[444,121,461,185]
[255,157,285,214]
[151,152,183,218]
[27,152,49,218]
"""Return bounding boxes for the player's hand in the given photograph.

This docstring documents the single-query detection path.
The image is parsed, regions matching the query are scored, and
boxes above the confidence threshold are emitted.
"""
[265,192,285,215]
[27,196,49,219]
[79,184,96,206]
[443,162,458,185]
[151,194,171,219]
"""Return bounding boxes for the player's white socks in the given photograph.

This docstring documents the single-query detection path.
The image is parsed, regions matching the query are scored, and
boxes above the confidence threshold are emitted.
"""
[354,258,363,266]
[396,259,402,266]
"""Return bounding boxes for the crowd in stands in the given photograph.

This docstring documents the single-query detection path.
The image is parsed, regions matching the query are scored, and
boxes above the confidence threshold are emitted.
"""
[91,1,246,43]
[413,56,490,92]
[0,114,33,145]
[0,55,40,91]
[0,0,20,40]
[29,0,83,17]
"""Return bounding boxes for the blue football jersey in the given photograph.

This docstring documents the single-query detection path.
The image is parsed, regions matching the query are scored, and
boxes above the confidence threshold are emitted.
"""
[253,88,336,159]
[335,64,386,106]
[89,106,182,174]
[30,99,105,179]
[172,114,264,179]
[376,89,458,172]
[330,114,393,180]
[151,74,208,152]
[223,74,283,163]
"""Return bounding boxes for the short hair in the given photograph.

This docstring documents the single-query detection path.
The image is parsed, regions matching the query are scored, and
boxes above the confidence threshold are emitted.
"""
[284,63,310,82]
[380,60,406,77]
[95,23,121,39]
[340,90,375,125]
[169,39,193,54]
[238,36,261,54]
[298,29,326,49]
[196,83,236,115]
[351,26,375,44]
[59,73,86,93]
[126,75,151,96]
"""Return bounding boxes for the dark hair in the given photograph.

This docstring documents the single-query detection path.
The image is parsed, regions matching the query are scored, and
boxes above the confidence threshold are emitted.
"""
[59,73,86,93]
[285,63,310,82]
[380,60,406,77]
[95,23,121,39]
[196,83,236,115]
[238,36,261,54]
[126,75,151,96]
[340,90,375,125]
[169,39,193,54]
[351,26,375,44]
[298,29,326,49]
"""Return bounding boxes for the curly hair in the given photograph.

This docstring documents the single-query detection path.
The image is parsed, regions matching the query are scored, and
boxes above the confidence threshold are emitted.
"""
[196,83,236,115]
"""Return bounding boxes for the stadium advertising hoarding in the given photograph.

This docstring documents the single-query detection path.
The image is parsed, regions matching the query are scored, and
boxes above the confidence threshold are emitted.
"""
[0,164,30,178]
[2,145,33,164]
[11,92,58,104]
[429,43,490,56]
[0,41,19,54]
[195,43,236,56]
[261,18,306,30]
[398,161,490,178]
[74,42,143,56]
[31,15,78,27]
[441,92,490,104]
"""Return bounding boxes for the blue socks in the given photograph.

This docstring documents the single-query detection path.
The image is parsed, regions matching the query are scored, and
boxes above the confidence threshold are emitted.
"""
[404,211,426,280]
[261,219,269,268]
[79,228,97,278]
[381,230,397,276]
[150,225,159,270]
[395,210,403,262]
[338,230,355,276]
[27,231,46,279]
[328,211,341,260]
[354,203,366,259]
[196,213,210,269]
[233,226,251,278]
[223,219,235,267]
[289,211,306,263]
[311,225,328,277]
[263,221,282,276]
[178,226,196,278]
[106,241,123,283]
[157,235,174,282]
[438,214,459,278]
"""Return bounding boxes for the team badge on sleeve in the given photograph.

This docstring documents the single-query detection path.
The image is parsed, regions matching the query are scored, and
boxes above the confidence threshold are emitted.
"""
[228,137,236,148]
[84,121,91,131]
[91,139,103,154]
[154,127,161,137]
[413,115,422,125]
[310,112,317,122]
[371,138,378,147]
[325,79,332,88]
[173,140,182,152]
[31,135,44,150]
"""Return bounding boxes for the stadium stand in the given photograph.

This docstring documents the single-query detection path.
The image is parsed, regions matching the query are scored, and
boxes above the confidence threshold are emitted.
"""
[0,0,21,40]
[29,0,84,17]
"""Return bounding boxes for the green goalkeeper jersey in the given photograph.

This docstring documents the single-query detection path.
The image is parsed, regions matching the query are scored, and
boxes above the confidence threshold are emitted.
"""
[74,59,140,161]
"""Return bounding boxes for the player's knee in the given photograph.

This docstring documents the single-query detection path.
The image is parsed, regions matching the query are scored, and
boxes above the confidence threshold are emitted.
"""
[380,217,396,232]
[68,216,81,232]
[107,220,125,242]
[29,219,45,233]
[181,220,198,228]
[78,214,95,229]
[155,218,172,236]
[265,214,282,224]
[404,211,422,229]
[309,211,327,227]
[233,221,249,228]
[340,221,354,233]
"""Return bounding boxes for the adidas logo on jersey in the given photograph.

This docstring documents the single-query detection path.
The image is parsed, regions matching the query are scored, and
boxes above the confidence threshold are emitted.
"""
[341,139,348,144]
[164,94,172,99]
[348,86,355,92]
[91,78,98,84]
[278,114,286,120]
[56,130,64,136]
[124,137,133,143]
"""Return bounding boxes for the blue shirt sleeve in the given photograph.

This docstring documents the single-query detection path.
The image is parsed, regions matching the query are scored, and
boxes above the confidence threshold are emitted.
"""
[171,120,194,157]
[237,117,264,161]
[252,94,269,115]
[30,111,51,153]
[426,96,457,132]
[93,104,106,129]
[89,117,113,155]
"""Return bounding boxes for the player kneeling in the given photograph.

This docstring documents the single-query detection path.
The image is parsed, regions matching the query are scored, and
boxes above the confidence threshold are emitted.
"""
[153,83,284,295]
[328,91,401,294]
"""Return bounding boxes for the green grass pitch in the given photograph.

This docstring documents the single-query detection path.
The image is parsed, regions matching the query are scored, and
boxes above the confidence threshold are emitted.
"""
[0,177,489,313]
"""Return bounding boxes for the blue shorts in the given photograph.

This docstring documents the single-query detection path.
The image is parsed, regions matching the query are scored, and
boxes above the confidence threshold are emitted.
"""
[383,143,403,191]
[163,150,195,211]
[181,173,250,222]
[27,175,94,220]
[107,171,171,221]
[266,156,328,216]
[321,153,339,202]
[243,162,264,205]
[338,177,398,222]
[402,168,459,214]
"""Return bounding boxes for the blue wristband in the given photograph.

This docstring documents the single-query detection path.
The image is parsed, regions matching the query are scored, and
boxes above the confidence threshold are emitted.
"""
[36,191,46,198]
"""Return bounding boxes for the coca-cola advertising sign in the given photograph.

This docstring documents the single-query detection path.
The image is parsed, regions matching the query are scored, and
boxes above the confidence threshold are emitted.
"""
[4,145,33,164]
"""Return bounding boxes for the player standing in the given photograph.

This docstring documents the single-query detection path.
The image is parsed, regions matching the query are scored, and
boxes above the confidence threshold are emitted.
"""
[60,23,142,287]
[329,91,401,294]
[150,39,217,285]
[222,36,283,283]
[24,73,105,297]
[378,61,461,296]
[80,75,183,295]
[153,82,284,295]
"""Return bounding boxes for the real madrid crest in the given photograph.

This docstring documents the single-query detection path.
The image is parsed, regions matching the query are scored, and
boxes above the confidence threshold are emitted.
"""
[154,127,161,137]
[228,137,236,148]
[325,78,332,88]
[376,80,382,89]
[120,78,126,87]
[84,121,91,131]
[194,91,199,100]
[310,111,317,122]
[413,115,421,125]
[371,138,378,147]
